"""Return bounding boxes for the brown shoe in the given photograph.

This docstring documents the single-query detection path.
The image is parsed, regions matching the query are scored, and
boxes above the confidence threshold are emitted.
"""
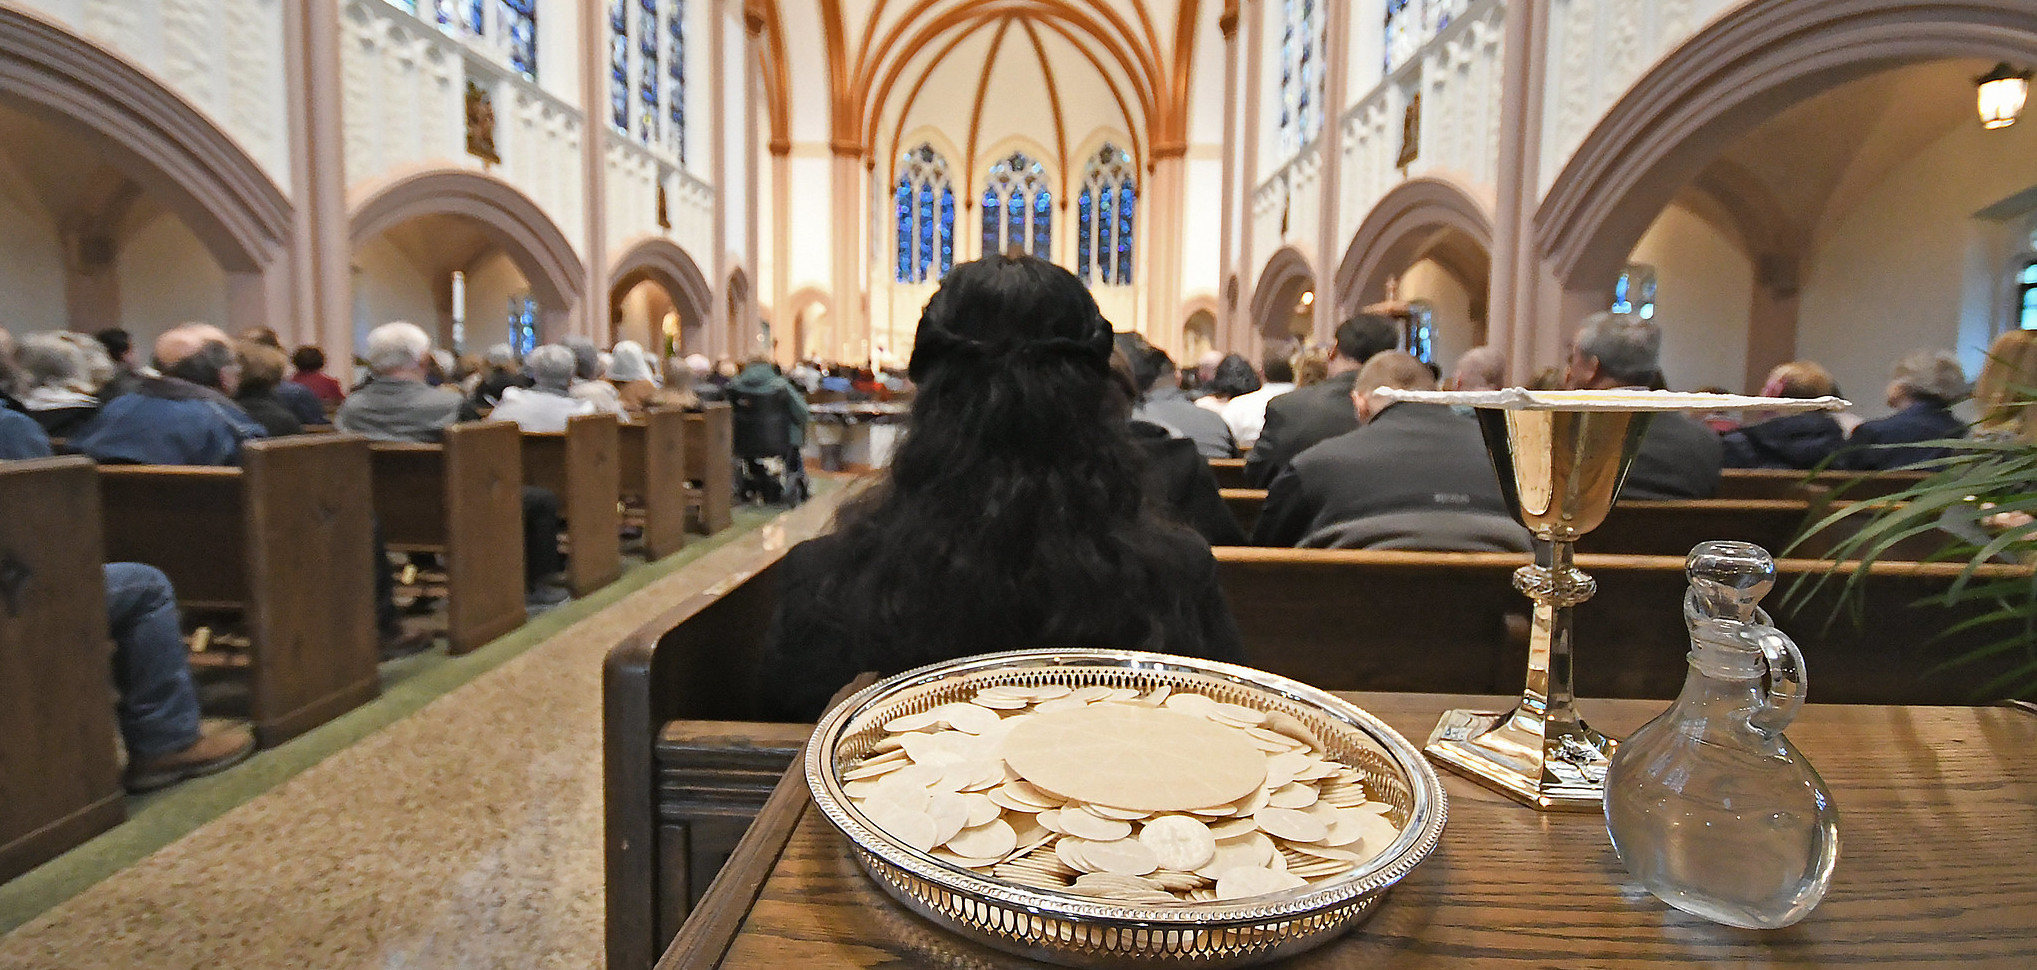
[124,725,256,793]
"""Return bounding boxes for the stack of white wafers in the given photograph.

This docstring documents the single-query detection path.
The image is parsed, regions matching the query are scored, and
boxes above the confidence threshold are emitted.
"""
[840,683,1403,904]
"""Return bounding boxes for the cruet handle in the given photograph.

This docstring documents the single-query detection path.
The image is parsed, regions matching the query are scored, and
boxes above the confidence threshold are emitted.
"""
[1737,623,1807,734]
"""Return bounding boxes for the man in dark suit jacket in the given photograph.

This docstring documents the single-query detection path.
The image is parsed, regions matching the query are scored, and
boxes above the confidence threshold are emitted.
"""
[1243,314,1400,487]
[1253,352,1528,550]
[1564,313,1722,500]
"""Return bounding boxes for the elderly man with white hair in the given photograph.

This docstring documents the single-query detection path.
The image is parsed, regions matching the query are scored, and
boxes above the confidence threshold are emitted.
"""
[490,344,596,432]
[1834,349,1970,471]
[338,322,569,609]
[1563,312,1722,499]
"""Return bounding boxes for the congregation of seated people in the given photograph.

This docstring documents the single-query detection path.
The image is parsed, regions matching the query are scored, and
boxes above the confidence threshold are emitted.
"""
[0,319,799,795]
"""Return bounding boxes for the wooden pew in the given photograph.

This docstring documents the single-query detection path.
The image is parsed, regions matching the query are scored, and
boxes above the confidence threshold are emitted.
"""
[0,457,124,883]
[618,409,690,560]
[1215,547,2034,705]
[1219,488,1821,558]
[522,413,623,597]
[98,435,380,747]
[1716,468,1930,500]
[683,403,735,534]
[369,422,527,654]
[1209,457,1248,490]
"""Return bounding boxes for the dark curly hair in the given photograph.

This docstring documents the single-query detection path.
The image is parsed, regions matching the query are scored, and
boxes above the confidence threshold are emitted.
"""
[1204,353,1262,399]
[758,255,1235,718]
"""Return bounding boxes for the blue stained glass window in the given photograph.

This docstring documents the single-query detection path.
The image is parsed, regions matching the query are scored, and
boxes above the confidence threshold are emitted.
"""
[981,152,1051,260]
[938,187,955,275]
[509,295,538,356]
[385,0,419,13]
[669,1,686,162]
[461,0,484,34]
[1078,144,1135,286]
[501,0,536,80]
[892,145,954,283]
[639,1,660,142]
[434,0,456,26]
[610,2,630,133]
[1077,188,1094,285]
[1612,265,1657,320]
[1279,0,1325,153]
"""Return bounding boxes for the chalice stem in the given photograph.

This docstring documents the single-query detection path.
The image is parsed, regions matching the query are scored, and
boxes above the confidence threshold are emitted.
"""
[1521,539,1580,732]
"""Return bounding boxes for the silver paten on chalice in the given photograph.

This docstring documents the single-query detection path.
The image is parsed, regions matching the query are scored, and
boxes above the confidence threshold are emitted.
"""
[1368,388,1849,812]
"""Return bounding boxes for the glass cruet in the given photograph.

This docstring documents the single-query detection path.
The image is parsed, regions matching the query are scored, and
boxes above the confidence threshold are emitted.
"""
[1603,541,1841,929]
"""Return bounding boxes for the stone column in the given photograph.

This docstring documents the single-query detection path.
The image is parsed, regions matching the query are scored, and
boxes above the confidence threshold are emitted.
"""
[743,10,762,357]
[1234,0,1265,354]
[579,0,611,344]
[1217,3,1241,346]
[830,147,865,365]
[1150,148,1187,351]
[1314,0,1351,339]
[284,0,352,375]
[1488,0,1551,384]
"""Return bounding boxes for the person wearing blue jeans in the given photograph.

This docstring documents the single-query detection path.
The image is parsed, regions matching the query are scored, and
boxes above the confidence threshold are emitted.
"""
[103,563,255,791]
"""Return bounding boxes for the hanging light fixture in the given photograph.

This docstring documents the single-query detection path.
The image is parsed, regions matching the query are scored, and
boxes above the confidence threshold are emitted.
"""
[1976,63,2032,130]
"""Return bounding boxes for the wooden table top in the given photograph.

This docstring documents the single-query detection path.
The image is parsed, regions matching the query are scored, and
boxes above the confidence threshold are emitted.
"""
[666,693,2037,969]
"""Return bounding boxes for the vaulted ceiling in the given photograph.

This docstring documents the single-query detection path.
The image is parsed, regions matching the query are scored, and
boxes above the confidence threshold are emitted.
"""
[757,1,1226,190]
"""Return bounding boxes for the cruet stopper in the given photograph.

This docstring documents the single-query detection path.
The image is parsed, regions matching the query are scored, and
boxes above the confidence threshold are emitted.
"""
[1603,541,1840,929]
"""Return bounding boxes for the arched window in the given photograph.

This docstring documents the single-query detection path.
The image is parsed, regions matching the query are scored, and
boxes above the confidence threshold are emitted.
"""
[1385,1,1466,74]
[1076,144,1137,286]
[982,152,1052,259]
[2019,260,2037,330]
[1407,300,1436,364]
[1612,264,1657,320]
[1279,0,1327,154]
[893,145,956,284]
[503,1,537,80]
[509,294,538,356]
[607,1,686,156]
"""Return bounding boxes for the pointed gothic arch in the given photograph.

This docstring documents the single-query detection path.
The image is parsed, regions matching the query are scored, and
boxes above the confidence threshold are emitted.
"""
[609,236,715,353]
[1336,176,1495,321]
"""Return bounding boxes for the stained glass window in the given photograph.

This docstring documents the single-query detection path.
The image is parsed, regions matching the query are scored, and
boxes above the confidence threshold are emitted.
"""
[1385,1,1468,74]
[610,2,631,133]
[981,152,1052,260]
[1612,264,1658,320]
[385,0,418,13]
[1407,300,1436,364]
[501,0,537,81]
[509,295,538,356]
[1076,144,1137,286]
[669,1,687,162]
[892,145,955,284]
[1279,0,1326,154]
[637,0,660,142]
[2019,261,2037,330]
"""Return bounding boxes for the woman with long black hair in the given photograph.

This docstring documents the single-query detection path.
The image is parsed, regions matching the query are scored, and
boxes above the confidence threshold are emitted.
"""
[755,256,1244,720]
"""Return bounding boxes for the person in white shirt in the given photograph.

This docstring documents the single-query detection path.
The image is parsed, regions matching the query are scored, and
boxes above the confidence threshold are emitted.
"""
[490,345,596,432]
[1220,353,1296,450]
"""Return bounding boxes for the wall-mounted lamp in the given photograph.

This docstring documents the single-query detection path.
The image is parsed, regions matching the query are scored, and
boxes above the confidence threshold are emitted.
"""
[1298,290,1315,307]
[1977,63,2032,130]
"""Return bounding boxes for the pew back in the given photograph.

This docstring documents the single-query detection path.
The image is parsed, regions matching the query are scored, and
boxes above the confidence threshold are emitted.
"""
[684,403,735,534]
[618,409,690,560]
[523,414,623,596]
[370,421,527,654]
[0,457,123,882]
[1217,547,2032,705]
[1715,469,1930,500]
[1209,458,1248,491]
[100,435,380,745]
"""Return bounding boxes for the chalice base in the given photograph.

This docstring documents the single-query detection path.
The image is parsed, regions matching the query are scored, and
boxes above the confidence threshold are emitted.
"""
[1424,706,1616,812]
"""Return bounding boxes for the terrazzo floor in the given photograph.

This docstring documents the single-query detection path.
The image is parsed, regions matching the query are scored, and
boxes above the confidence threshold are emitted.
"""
[0,487,852,970]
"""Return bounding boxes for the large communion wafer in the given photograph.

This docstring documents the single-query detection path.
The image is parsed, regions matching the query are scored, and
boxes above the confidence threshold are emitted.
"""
[999,705,1268,812]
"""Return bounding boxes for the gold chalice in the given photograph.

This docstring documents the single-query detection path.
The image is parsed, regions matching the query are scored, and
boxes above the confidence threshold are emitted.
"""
[1369,388,1847,812]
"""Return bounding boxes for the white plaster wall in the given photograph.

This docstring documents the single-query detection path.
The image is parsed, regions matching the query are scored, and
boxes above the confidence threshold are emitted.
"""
[1627,202,1752,393]
[461,250,532,351]
[1798,117,2037,417]
[116,210,226,348]
[1399,257,1475,372]
[613,279,671,352]
[348,235,438,351]
[0,176,66,333]
[719,3,747,263]
[535,0,581,108]
[1182,152,1224,301]
[13,0,293,196]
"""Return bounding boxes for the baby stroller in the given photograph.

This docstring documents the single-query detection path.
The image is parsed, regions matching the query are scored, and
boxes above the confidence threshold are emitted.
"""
[729,386,810,505]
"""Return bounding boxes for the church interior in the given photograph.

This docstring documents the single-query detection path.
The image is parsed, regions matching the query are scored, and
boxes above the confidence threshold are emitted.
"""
[2,1,2036,968]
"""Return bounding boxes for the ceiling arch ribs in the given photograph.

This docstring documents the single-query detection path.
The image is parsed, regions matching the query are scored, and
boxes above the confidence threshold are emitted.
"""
[963,17,1020,193]
[883,14,1007,187]
[849,0,1169,160]
[1017,18,1072,197]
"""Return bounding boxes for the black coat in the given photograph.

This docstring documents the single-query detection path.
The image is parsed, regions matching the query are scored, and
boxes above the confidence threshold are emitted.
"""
[1132,421,1248,547]
[1253,403,1525,550]
[1833,403,1967,471]
[1623,412,1723,500]
[755,527,1246,721]
[1721,412,1845,470]
[235,391,305,438]
[1243,371,1360,487]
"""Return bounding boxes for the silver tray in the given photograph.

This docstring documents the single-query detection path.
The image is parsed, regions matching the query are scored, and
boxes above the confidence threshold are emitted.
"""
[805,649,1449,968]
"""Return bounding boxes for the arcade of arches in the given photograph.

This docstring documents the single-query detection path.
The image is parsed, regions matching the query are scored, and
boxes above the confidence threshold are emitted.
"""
[2,0,2035,966]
